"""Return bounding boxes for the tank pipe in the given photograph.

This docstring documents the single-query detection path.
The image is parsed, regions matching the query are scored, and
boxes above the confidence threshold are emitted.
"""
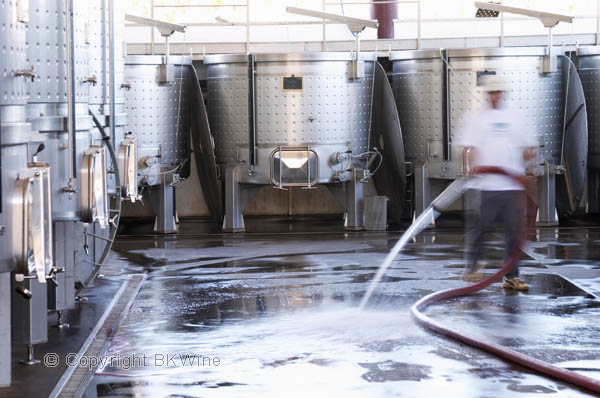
[109,0,116,148]
[411,166,600,395]
[65,0,76,180]
[83,111,121,295]
[548,26,553,61]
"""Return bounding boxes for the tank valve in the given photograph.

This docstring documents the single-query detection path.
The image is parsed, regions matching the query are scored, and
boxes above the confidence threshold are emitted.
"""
[330,152,351,166]
[32,143,45,162]
[138,156,154,169]
[333,170,349,182]
[82,74,98,86]
[16,65,37,82]
[15,286,32,300]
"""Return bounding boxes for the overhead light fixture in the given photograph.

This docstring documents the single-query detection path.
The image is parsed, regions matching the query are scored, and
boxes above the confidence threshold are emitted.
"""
[215,16,235,25]
[473,2,574,73]
[474,2,572,27]
[125,14,186,36]
[285,7,378,79]
[125,14,187,82]
[475,3,500,18]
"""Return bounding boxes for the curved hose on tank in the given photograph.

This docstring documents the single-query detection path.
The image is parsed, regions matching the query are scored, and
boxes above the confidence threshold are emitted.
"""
[411,165,600,394]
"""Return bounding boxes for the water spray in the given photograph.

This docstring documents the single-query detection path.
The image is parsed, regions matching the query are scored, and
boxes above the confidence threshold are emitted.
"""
[362,166,600,394]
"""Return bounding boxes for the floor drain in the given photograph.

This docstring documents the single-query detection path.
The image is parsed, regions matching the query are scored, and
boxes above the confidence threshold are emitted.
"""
[49,274,146,398]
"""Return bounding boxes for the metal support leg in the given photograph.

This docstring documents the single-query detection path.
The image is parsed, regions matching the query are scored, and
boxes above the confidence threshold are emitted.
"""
[12,279,48,365]
[344,169,364,231]
[0,273,10,386]
[222,164,246,232]
[537,162,559,226]
[149,171,177,234]
[414,164,432,217]
[49,221,75,313]
[53,310,70,329]
[587,169,600,214]
[21,344,40,366]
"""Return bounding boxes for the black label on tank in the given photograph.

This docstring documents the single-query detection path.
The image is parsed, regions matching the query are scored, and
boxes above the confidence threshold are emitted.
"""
[476,70,496,86]
[282,76,303,91]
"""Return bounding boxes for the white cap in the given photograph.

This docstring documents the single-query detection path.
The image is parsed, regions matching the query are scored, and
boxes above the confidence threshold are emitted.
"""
[480,74,507,92]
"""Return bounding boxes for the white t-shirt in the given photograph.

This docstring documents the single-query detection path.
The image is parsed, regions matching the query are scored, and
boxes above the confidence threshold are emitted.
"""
[456,106,538,191]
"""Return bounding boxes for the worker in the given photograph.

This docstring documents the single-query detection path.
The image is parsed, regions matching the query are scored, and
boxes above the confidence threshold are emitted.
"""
[457,74,538,291]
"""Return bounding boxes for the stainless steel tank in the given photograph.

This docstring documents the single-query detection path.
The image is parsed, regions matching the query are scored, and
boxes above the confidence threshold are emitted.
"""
[123,55,192,233]
[26,0,91,313]
[0,0,31,273]
[89,0,127,149]
[204,53,377,231]
[1,0,52,368]
[89,0,126,114]
[86,0,126,274]
[22,0,120,325]
[575,47,600,212]
[27,0,93,221]
[390,47,587,222]
[206,53,373,184]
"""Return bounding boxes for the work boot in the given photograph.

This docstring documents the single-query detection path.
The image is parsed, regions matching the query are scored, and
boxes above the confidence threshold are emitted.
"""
[461,262,484,282]
[503,277,529,291]
[461,271,484,282]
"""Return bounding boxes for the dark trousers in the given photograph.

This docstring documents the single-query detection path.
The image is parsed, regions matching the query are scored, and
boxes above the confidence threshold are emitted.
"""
[466,190,525,279]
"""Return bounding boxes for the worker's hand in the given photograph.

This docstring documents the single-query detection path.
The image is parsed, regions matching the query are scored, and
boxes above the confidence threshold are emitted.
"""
[523,146,537,161]
[523,146,539,176]
[462,146,476,177]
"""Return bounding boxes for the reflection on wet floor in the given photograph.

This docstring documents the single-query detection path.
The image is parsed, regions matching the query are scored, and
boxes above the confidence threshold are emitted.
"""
[87,217,600,398]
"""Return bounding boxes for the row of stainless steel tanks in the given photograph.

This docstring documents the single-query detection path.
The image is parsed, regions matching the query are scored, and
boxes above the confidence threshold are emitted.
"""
[0,1,200,385]
[0,0,130,381]
[197,47,596,233]
[3,4,600,387]
[389,47,589,224]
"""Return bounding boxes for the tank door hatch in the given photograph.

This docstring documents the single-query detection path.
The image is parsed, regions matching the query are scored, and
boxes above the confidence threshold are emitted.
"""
[81,145,109,229]
[12,164,53,282]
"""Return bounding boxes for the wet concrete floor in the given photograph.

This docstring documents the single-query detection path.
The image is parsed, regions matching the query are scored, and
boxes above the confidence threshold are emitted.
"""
[0,278,125,398]
[85,216,600,397]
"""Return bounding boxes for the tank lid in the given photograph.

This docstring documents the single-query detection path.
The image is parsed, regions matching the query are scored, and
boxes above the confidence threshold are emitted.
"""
[576,46,600,56]
[390,47,556,61]
[125,55,192,66]
[204,52,376,65]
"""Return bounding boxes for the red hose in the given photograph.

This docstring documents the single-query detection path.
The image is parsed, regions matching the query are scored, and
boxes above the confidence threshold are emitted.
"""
[411,166,600,394]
